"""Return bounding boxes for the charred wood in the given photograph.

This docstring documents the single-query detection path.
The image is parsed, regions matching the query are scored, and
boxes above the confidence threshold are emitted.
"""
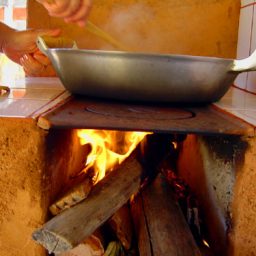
[131,174,201,256]
[108,204,133,250]
[49,177,93,216]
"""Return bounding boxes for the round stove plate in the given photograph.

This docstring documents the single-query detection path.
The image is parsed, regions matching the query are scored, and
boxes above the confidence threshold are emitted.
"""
[86,104,194,120]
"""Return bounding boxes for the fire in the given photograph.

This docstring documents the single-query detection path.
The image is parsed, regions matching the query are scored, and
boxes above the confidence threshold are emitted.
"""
[77,129,150,183]
[202,239,210,248]
[172,141,178,149]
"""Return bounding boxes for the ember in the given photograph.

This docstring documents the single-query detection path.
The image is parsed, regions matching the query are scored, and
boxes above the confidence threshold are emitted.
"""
[160,161,214,255]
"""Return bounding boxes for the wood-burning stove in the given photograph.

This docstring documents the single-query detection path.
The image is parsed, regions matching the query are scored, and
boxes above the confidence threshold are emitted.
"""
[29,95,256,256]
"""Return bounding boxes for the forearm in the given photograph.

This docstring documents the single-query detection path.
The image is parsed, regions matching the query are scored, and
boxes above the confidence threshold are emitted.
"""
[0,23,15,53]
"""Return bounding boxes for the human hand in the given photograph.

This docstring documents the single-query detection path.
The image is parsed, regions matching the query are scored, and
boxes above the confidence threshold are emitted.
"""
[2,28,61,64]
[37,0,92,27]
[20,50,56,77]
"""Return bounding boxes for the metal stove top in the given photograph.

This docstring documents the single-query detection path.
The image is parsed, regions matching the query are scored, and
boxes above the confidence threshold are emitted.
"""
[37,96,254,135]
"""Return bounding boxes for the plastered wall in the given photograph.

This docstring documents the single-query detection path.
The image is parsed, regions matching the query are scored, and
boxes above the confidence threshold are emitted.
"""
[0,118,48,256]
[27,0,240,58]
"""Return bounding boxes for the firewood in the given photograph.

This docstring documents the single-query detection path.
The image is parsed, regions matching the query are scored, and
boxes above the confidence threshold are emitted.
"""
[56,234,104,256]
[49,177,93,215]
[131,174,201,256]
[108,204,133,250]
[104,241,124,256]
[130,194,152,256]
[32,154,142,254]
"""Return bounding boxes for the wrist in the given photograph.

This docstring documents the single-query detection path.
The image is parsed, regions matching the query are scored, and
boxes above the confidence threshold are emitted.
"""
[0,23,15,53]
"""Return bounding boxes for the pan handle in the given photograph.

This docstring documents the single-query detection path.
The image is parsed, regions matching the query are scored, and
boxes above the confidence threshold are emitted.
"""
[36,36,48,55]
[232,48,256,72]
[36,36,78,55]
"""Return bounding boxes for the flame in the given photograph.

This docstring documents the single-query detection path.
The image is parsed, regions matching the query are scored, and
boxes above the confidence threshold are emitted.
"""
[77,129,150,183]
[172,141,178,149]
[202,239,210,248]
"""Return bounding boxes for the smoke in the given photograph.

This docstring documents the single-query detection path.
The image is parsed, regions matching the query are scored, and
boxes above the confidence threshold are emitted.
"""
[101,3,169,53]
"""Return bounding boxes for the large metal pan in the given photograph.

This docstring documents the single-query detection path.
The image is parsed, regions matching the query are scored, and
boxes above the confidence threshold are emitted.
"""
[37,36,256,103]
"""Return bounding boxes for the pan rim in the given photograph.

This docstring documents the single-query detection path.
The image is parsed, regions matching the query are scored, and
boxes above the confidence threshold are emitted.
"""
[46,48,234,62]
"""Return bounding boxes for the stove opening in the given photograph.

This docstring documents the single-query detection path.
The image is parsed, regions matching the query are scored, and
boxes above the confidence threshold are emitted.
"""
[28,129,250,256]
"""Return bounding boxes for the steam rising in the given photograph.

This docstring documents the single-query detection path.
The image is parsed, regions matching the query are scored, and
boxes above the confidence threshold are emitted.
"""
[101,3,170,53]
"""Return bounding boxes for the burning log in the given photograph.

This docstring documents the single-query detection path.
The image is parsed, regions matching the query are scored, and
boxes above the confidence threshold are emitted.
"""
[49,177,93,216]
[131,174,201,256]
[32,154,143,254]
[107,204,133,250]
[130,193,151,256]
[56,234,104,256]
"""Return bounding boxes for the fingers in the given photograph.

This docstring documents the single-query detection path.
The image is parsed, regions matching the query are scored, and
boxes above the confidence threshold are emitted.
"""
[33,50,51,65]
[20,54,44,76]
[12,28,61,54]
[20,53,56,77]
[33,28,61,38]
[64,1,92,27]
[47,0,80,18]
[37,0,92,26]
[24,28,61,54]
[1,25,61,65]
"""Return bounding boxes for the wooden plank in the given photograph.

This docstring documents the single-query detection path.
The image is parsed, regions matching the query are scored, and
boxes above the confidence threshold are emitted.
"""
[131,174,201,256]
[37,97,254,136]
[32,154,143,254]
[108,204,133,250]
[130,193,152,256]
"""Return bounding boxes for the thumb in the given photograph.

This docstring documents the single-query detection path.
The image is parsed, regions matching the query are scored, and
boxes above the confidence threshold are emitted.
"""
[24,28,62,54]
[34,28,62,38]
